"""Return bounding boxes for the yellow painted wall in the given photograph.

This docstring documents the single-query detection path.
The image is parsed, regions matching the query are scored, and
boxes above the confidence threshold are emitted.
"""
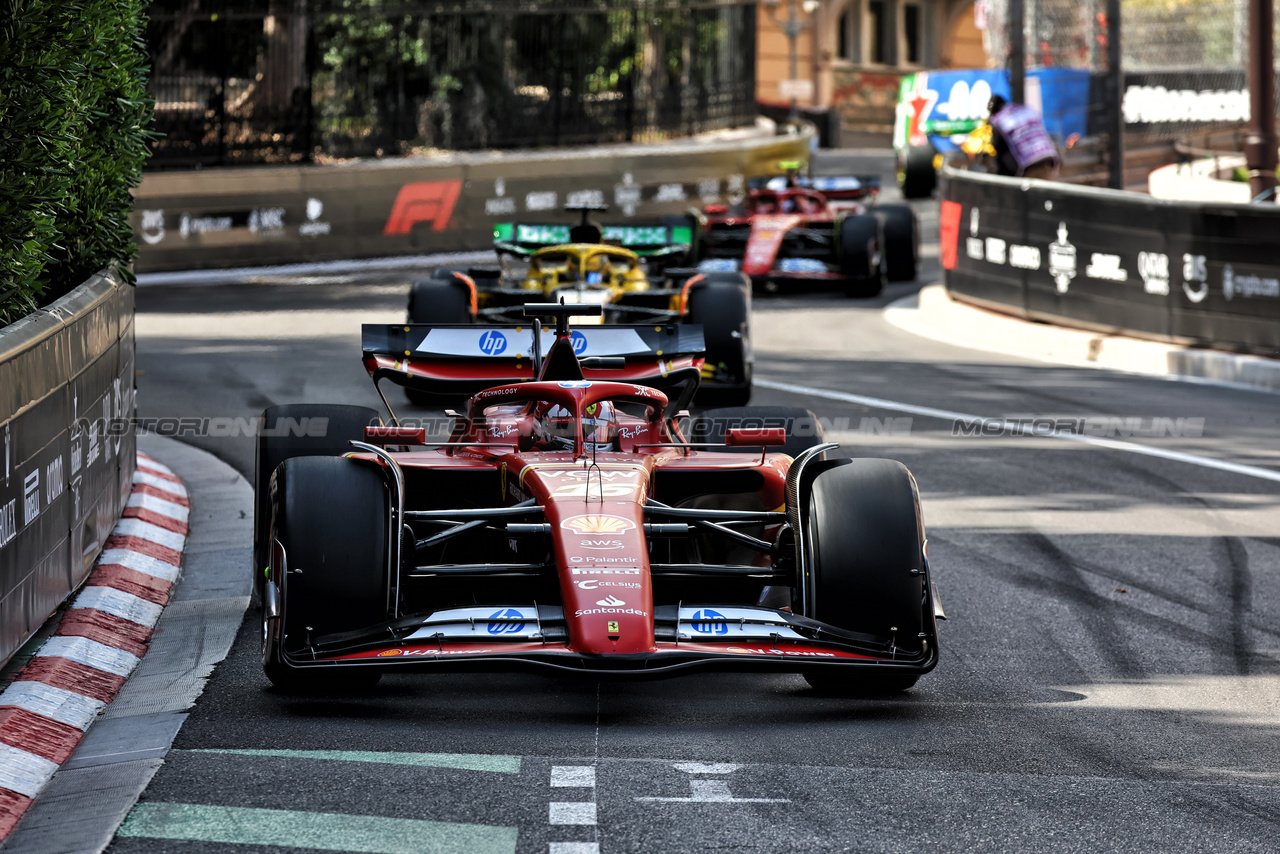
[941,1,992,68]
[756,4,819,105]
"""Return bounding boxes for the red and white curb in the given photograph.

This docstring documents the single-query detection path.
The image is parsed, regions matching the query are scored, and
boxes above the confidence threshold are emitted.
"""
[0,453,188,837]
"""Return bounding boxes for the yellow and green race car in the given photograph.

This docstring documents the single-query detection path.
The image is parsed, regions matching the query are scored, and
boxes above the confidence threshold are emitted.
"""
[407,206,753,405]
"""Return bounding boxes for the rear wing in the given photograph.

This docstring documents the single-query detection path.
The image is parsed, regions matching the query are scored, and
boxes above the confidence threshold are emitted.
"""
[362,323,706,407]
[748,175,881,201]
[492,222,694,257]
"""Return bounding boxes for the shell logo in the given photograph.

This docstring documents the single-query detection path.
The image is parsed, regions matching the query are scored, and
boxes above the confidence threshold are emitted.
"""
[560,514,636,534]
[378,649,404,657]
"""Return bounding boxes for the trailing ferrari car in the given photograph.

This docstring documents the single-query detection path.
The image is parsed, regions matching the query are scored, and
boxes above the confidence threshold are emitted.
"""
[696,168,919,297]
[253,303,944,696]
[407,205,750,405]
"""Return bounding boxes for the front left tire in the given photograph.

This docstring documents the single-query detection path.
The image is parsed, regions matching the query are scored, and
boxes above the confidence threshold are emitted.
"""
[263,455,390,692]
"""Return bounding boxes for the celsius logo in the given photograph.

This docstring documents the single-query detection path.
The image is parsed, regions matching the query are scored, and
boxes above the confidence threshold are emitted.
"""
[478,330,507,355]
[570,331,588,355]
[561,515,635,535]
[487,608,525,635]
[690,608,727,635]
[596,595,626,607]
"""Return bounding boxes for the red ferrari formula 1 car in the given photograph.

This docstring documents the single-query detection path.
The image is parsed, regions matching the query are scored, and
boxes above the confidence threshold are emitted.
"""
[696,173,919,297]
[254,304,943,695]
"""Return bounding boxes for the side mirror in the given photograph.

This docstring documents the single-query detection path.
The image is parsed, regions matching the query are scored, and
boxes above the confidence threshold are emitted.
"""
[724,427,787,447]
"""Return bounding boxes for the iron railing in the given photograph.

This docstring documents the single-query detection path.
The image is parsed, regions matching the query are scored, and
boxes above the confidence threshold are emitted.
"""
[145,0,759,169]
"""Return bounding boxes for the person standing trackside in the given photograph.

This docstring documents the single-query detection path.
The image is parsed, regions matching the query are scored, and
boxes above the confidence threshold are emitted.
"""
[985,94,1061,180]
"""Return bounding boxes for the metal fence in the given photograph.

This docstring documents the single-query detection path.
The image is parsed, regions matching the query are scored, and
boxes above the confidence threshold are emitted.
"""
[145,0,759,169]
[976,0,1280,141]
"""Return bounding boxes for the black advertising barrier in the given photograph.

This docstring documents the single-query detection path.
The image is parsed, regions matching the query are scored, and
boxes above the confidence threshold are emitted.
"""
[940,166,1280,356]
[0,270,136,668]
[131,129,815,272]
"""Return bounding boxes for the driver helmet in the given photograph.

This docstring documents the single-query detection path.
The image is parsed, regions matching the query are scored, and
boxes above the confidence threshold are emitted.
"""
[538,402,617,452]
[583,254,612,285]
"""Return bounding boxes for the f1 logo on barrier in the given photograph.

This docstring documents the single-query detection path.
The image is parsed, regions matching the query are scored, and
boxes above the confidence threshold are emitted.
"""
[383,179,463,235]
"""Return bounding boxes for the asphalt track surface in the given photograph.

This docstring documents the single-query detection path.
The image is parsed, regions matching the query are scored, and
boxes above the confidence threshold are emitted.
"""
[71,151,1280,852]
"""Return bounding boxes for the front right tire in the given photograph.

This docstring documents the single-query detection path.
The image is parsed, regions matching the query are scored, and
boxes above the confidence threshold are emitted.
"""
[802,458,926,695]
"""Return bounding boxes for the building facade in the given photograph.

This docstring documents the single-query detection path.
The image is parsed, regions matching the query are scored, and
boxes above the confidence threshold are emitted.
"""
[756,0,993,144]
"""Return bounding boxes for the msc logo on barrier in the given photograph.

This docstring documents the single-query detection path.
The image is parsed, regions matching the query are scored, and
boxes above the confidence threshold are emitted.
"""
[478,330,507,356]
[383,179,463,235]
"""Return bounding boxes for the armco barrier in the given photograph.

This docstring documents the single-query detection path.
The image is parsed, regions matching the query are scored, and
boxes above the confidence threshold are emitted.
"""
[132,127,814,273]
[0,271,136,668]
[939,165,1280,356]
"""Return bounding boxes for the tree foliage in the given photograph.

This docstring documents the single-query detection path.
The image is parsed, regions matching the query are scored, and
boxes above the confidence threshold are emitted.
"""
[0,0,154,325]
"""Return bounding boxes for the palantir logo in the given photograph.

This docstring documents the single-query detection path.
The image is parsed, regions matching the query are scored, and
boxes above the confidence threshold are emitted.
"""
[478,330,507,356]
[487,608,525,635]
[570,331,588,355]
[691,608,727,635]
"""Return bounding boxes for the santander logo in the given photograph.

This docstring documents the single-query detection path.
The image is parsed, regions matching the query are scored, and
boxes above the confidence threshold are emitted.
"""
[596,595,626,607]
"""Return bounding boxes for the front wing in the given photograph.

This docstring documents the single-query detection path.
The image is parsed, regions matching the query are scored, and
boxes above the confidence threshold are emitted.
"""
[267,604,940,680]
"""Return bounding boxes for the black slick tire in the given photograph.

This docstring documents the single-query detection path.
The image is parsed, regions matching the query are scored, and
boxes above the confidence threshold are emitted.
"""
[408,275,472,325]
[874,203,919,283]
[838,213,885,298]
[686,274,752,406]
[262,455,389,692]
[253,403,383,607]
[900,144,937,199]
[406,276,473,404]
[802,458,925,695]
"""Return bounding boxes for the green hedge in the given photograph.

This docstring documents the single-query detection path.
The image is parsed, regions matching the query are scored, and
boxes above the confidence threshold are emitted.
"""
[0,0,154,325]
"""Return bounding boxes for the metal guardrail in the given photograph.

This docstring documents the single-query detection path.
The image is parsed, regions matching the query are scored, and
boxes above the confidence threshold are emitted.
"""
[0,270,136,668]
[939,164,1280,356]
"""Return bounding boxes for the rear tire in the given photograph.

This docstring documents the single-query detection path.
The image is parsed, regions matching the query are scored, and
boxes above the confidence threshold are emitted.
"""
[263,455,389,692]
[875,204,919,283]
[900,144,937,199]
[407,277,473,405]
[802,458,925,696]
[686,274,752,406]
[838,214,885,298]
[408,276,472,325]
[689,406,824,460]
[254,404,383,607]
